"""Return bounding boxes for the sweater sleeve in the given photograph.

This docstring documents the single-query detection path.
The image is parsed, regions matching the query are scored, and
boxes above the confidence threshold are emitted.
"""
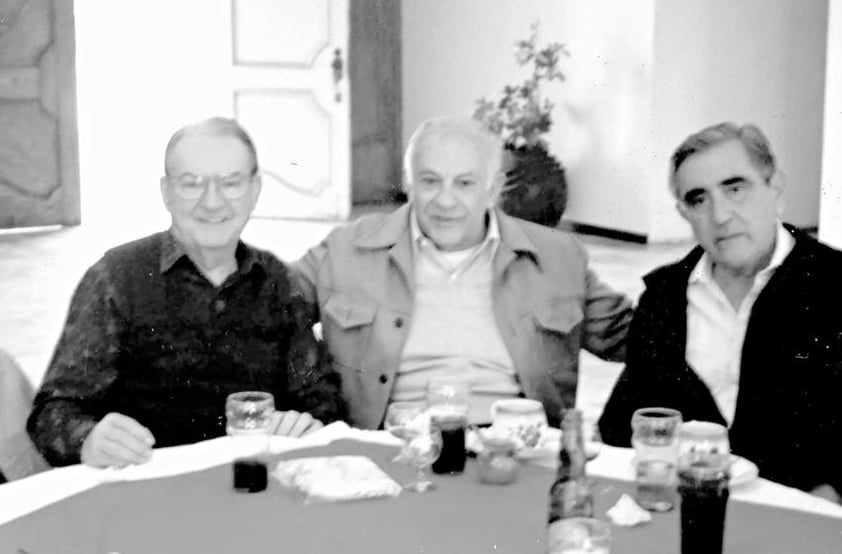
[281,285,347,425]
[27,259,126,466]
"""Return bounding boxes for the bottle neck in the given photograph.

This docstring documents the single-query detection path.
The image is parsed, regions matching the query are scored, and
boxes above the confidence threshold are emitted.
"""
[559,409,587,478]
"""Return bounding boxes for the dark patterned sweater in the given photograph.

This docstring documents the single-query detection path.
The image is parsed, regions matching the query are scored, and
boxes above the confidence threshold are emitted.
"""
[28,232,345,466]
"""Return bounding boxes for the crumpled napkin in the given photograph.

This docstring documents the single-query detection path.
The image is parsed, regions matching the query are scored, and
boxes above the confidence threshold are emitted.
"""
[606,493,652,526]
[272,455,402,503]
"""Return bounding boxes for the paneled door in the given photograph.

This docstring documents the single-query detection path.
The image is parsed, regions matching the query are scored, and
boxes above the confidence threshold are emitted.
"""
[0,0,79,229]
[230,0,350,221]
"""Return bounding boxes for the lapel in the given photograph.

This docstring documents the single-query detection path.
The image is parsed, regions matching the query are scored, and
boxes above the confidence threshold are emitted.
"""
[492,209,540,279]
[352,203,415,297]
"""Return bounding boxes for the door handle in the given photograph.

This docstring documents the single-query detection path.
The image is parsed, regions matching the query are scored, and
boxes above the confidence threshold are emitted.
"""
[332,48,344,103]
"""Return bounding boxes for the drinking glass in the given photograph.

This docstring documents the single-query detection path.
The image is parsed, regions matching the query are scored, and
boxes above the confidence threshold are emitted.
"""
[631,407,683,511]
[547,517,612,554]
[225,391,275,493]
[403,425,443,492]
[426,377,470,474]
[384,401,427,463]
[677,421,731,554]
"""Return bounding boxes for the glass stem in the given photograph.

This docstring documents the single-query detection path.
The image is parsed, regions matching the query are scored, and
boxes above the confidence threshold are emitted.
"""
[416,465,429,485]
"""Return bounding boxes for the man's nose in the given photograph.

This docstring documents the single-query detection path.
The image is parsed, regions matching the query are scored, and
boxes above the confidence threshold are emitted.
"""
[709,193,733,224]
[433,184,457,208]
[199,180,226,209]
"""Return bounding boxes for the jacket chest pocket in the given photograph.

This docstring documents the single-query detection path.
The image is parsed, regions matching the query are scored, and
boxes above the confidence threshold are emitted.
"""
[530,297,584,374]
[322,293,377,372]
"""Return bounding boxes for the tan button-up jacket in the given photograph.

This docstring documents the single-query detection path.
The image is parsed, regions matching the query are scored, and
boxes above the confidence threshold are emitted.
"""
[293,205,632,429]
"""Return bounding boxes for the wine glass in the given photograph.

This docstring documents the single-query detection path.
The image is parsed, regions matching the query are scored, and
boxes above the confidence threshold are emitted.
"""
[384,401,426,463]
[403,425,443,492]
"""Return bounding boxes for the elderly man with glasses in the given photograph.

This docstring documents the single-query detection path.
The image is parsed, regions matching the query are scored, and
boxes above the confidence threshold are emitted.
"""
[598,122,842,503]
[28,117,345,469]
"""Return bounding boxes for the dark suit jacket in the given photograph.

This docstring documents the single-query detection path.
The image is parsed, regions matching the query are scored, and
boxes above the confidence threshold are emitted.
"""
[599,226,842,494]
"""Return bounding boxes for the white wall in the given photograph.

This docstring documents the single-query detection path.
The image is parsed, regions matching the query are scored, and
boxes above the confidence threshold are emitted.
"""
[75,0,233,235]
[819,0,842,248]
[402,0,655,236]
[403,0,829,242]
[648,0,829,241]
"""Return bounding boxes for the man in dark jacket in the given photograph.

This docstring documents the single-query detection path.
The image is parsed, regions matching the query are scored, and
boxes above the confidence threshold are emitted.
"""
[29,118,345,468]
[599,122,842,503]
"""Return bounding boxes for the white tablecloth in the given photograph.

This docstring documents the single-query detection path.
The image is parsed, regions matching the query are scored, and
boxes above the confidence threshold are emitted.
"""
[1,422,839,526]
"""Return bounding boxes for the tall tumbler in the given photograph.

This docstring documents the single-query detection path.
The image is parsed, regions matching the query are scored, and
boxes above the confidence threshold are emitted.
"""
[225,391,275,493]
[677,421,731,554]
[631,407,683,512]
[426,377,469,475]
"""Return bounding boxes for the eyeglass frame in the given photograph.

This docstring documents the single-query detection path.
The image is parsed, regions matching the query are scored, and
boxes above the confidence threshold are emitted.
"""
[162,169,259,200]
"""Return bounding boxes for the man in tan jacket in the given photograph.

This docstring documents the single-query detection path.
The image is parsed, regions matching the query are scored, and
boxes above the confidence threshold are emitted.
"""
[294,116,632,429]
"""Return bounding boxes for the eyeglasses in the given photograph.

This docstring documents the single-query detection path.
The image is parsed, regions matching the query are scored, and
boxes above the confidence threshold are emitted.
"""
[165,171,256,200]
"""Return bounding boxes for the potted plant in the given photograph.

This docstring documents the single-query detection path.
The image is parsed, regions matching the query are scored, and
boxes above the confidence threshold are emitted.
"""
[473,22,569,227]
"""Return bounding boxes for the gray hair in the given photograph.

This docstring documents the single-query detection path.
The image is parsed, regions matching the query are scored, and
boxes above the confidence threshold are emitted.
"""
[164,117,258,176]
[403,115,504,188]
[669,122,776,196]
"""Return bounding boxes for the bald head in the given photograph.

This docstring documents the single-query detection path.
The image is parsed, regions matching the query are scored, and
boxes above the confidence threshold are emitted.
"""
[403,116,504,189]
[164,117,258,176]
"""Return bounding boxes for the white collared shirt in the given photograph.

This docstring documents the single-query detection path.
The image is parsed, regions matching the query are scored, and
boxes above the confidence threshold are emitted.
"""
[394,209,520,424]
[685,224,795,425]
[408,208,501,279]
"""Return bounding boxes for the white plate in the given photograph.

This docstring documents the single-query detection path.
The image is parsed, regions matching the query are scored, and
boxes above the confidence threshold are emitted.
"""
[729,455,759,488]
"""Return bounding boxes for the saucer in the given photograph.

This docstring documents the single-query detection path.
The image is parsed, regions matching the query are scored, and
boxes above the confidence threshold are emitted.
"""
[729,455,759,488]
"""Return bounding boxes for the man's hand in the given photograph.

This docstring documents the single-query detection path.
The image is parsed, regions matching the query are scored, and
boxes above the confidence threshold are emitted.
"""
[80,413,156,468]
[810,484,841,504]
[270,410,324,438]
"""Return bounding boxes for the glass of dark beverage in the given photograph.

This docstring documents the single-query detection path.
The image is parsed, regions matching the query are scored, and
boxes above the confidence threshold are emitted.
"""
[425,377,469,475]
[677,421,731,554]
[225,391,275,493]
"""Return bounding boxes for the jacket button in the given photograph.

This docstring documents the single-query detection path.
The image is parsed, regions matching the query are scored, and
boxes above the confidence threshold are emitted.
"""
[394,317,404,328]
[379,374,388,384]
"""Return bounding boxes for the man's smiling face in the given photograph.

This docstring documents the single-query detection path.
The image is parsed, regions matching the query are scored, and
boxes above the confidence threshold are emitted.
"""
[161,133,260,256]
[409,130,500,252]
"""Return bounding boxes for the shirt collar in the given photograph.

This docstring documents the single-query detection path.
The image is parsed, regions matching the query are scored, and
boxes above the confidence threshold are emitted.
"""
[409,207,500,259]
[689,222,796,285]
[159,230,261,276]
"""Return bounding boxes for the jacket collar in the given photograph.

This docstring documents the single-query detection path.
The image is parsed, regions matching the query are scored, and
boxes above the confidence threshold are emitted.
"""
[351,204,538,256]
[644,223,815,290]
[350,204,542,281]
[352,204,413,250]
[495,208,540,262]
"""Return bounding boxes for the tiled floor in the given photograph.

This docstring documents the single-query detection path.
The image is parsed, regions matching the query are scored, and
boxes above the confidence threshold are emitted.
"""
[0,212,692,425]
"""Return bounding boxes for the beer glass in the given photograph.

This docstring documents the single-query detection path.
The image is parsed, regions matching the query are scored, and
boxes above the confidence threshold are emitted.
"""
[225,391,275,493]
[631,407,682,511]
[677,421,731,554]
[426,377,469,474]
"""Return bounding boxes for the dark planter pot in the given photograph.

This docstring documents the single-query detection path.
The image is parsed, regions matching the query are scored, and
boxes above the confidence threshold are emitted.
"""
[500,144,567,228]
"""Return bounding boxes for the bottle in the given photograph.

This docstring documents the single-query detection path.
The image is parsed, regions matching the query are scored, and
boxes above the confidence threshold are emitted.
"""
[548,408,593,523]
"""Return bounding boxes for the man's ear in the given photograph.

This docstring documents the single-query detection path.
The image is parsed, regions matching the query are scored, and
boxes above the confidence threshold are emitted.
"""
[768,170,786,197]
[768,170,786,216]
[247,174,263,211]
[160,177,173,212]
[676,200,691,223]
